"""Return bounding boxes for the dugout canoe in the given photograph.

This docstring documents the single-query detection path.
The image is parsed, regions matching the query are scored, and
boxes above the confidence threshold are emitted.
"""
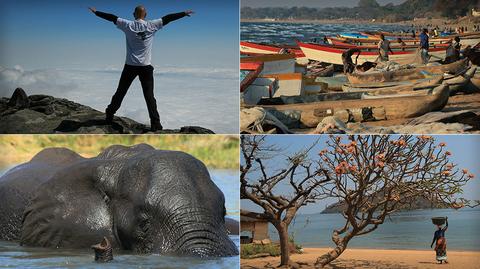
[254,83,450,127]
[444,66,477,93]
[342,76,444,92]
[258,82,441,104]
[346,58,469,85]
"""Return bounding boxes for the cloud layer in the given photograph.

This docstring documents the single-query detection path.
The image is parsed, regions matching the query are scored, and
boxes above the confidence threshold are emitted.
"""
[0,66,78,98]
[0,66,239,133]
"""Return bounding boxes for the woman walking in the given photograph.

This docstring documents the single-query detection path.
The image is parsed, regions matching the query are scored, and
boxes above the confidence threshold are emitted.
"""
[431,217,448,264]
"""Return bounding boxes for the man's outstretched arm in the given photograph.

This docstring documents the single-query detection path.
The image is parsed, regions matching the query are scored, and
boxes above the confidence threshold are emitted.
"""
[88,7,118,24]
[162,10,194,26]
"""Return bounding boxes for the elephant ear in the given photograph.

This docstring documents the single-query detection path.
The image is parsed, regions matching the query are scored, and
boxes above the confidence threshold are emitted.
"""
[20,162,116,249]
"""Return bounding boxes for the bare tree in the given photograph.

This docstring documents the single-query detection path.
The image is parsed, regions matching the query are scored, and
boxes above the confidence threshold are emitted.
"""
[314,135,476,267]
[240,135,333,267]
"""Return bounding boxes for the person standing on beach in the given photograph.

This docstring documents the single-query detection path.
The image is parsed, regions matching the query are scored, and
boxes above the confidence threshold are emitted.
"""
[431,217,448,264]
[377,34,393,62]
[445,37,461,64]
[342,48,361,74]
[397,38,407,50]
[88,6,194,131]
[420,28,430,64]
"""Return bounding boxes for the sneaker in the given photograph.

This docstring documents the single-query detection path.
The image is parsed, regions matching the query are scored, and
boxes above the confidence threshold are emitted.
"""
[151,122,163,132]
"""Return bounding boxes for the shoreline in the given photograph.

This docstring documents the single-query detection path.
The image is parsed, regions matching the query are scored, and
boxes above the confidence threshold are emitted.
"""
[241,247,480,268]
[241,16,480,29]
[241,18,398,25]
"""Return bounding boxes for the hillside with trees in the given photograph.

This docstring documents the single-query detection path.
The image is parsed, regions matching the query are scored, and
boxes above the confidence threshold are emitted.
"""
[241,0,479,22]
[321,196,448,214]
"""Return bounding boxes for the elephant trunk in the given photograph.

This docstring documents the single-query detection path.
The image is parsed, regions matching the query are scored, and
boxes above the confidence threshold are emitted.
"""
[91,237,113,262]
[170,218,239,257]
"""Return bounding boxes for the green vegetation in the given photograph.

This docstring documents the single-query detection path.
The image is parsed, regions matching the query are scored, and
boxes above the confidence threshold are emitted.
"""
[321,195,449,214]
[241,239,302,259]
[241,0,478,22]
[0,135,239,170]
[241,243,281,258]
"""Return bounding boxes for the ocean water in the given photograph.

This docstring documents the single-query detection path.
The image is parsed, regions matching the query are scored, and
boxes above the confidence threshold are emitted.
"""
[0,66,239,134]
[263,208,480,251]
[0,169,240,268]
[241,22,411,45]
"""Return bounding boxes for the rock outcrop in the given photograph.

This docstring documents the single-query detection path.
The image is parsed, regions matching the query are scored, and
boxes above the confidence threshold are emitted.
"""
[0,88,214,134]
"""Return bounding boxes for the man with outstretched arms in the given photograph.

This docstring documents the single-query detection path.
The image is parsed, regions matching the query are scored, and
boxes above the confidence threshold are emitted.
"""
[89,5,194,131]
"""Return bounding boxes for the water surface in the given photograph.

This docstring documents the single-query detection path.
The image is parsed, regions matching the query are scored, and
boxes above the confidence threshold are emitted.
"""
[241,22,411,45]
[263,209,480,251]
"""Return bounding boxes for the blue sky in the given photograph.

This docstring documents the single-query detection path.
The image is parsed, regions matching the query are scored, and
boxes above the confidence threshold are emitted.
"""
[242,135,480,215]
[0,0,239,69]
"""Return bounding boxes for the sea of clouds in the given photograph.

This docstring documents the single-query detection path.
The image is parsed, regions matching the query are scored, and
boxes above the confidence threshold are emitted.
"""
[0,65,239,133]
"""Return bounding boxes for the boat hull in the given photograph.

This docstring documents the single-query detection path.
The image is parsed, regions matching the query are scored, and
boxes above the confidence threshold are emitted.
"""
[240,41,308,63]
[297,41,447,65]
[257,84,450,127]
[346,59,469,85]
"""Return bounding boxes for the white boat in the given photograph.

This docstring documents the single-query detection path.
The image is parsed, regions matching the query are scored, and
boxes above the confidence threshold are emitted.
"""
[297,41,448,65]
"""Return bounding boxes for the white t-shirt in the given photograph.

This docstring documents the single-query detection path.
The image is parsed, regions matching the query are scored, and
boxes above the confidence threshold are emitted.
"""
[116,18,163,66]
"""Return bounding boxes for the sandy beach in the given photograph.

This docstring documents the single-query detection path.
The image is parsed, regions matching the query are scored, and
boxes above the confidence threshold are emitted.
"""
[241,247,480,268]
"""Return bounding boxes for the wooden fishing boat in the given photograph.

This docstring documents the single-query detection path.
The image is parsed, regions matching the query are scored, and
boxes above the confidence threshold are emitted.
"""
[331,32,480,47]
[346,59,469,85]
[241,54,299,75]
[361,31,417,38]
[469,68,480,90]
[240,62,263,93]
[315,75,348,91]
[327,36,450,48]
[254,84,450,127]
[297,41,447,65]
[444,66,477,93]
[241,72,328,105]
[259,83,441,104]
[261,73,326,96]
[240,41,308,63]
[306,62,335,77]
[342,76,444,92]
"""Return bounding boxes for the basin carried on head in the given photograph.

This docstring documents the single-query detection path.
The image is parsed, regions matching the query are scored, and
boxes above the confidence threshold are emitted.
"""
[432,217,446,225]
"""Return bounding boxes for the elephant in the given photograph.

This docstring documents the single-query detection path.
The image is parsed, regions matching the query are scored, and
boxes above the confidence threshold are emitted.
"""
[0,144,239,259]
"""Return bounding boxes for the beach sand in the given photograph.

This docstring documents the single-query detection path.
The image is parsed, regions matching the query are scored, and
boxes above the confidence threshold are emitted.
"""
[241,247,480,269]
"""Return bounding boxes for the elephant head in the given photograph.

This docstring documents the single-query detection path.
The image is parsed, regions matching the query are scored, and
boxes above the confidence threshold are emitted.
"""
[20,144,238,257]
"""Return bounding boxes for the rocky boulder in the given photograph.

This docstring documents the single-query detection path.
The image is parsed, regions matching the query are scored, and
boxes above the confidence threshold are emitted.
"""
[0,88,214,134]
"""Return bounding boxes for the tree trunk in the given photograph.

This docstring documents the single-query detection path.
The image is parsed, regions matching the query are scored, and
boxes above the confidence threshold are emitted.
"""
[315,239,348,267]
[277,223,290,266]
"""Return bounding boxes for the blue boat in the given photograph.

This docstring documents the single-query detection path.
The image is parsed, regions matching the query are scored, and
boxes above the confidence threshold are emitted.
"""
[338,32,369,39]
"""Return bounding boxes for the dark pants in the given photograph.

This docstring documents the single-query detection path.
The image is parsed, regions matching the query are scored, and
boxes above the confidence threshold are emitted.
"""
[106,64,160,124]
